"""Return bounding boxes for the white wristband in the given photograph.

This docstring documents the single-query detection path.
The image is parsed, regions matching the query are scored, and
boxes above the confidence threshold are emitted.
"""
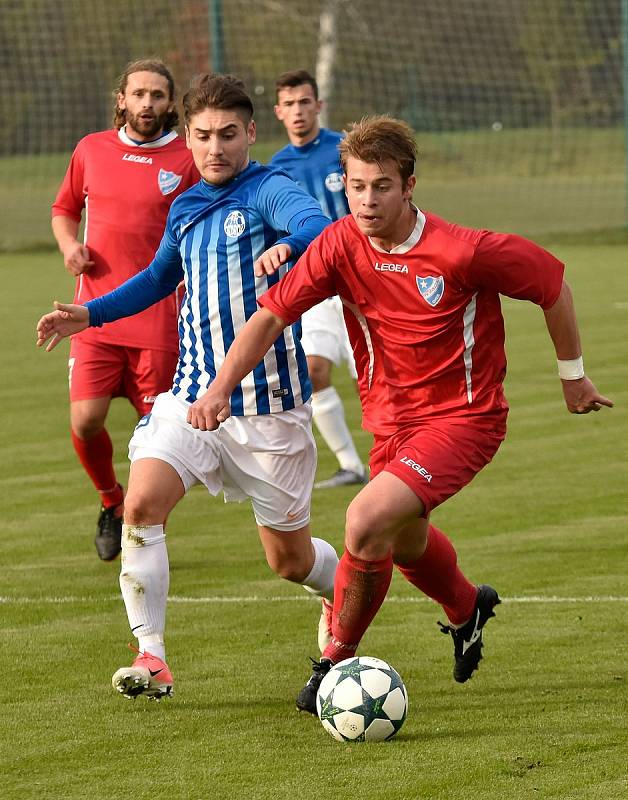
[557,356,584,380]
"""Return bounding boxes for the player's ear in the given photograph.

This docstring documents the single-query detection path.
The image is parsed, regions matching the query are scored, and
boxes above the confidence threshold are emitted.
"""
[185,126,191,149]
[116,92,126,111]
[247,120,256,145]
[403,175,416,199]
[273,104,283,122]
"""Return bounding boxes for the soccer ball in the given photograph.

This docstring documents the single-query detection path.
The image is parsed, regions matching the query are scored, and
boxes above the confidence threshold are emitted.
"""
[316,656,408,742]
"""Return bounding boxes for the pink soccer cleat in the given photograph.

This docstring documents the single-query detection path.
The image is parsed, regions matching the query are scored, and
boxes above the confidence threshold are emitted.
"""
[111,644,174,700]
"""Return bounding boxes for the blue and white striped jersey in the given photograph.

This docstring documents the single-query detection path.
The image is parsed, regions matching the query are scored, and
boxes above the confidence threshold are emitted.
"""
[86,160,330,413]
[270,128,350,222]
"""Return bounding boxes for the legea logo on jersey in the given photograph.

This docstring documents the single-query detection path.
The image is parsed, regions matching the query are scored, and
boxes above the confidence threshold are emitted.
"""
[416,276,445,307]
[325,172,344,192]
[158,169,183,196]
[375,261,408,274]
[224,210,246,238]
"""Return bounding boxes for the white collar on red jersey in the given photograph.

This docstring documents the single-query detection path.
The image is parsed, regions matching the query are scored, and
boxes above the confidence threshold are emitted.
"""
[368,206,426,255]
[118,127,179,148]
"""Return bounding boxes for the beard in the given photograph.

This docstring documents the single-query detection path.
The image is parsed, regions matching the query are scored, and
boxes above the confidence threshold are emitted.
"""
[125,109,169,139]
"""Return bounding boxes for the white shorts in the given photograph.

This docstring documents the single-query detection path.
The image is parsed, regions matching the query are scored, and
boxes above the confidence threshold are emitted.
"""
[301,296,357,379]
[128,391,317,531]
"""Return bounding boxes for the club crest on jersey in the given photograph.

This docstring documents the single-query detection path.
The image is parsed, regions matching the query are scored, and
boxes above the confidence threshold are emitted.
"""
[224,210,246,238]
[325,172,344,192]
[158,169,182,196]
[416,276,445,307]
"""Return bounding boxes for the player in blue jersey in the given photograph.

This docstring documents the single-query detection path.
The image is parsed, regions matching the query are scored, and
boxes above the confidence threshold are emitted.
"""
[271,70,367,491]
[37,74,339,701]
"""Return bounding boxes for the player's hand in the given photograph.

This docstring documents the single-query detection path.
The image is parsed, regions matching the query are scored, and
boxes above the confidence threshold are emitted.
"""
[36,302,90,351]
[63,242,95,276]
[187,390,232,431]
[253,244,292,277]
[561,376,613,414]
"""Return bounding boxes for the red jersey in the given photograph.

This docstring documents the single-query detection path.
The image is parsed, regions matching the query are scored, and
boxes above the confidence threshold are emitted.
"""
[52,129,199,352]
[260,210,564,435]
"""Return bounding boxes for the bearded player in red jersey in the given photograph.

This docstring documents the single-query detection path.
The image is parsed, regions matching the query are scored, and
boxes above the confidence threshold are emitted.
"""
[186,116,612,711]
[52,60,198,561]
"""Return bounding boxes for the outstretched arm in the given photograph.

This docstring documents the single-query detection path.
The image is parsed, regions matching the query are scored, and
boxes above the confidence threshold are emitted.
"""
[187,307,288,430]
[543,280,613,414]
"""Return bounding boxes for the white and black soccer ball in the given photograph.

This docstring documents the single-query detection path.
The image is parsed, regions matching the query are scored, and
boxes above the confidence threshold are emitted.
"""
[316,656,408,742]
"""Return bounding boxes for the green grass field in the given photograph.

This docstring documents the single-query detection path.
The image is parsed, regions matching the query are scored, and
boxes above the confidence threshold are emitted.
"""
[1,243,627,800]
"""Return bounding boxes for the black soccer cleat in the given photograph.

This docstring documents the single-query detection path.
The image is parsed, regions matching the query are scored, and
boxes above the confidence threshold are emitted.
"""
[296,657,333,715]
[95,499,123,561]
[438,584,500,683]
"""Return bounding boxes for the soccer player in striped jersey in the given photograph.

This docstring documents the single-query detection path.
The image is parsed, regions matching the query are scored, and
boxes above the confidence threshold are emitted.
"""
[187,116,612,714]
[51,59,199,562]
[271,70,367,490]
[37,74,339,701]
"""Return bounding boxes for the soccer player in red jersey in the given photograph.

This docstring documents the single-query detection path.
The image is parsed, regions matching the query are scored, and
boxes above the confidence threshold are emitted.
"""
[52,60,198,561]
[182,116,612,712]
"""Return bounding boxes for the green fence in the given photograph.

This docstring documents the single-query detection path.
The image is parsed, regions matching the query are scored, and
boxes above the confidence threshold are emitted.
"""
[1,0,625,250]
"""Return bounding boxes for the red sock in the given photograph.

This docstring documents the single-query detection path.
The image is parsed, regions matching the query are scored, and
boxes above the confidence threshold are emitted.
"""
[71,429,123,508]
[322,549,393,664]
[395,524,477,625]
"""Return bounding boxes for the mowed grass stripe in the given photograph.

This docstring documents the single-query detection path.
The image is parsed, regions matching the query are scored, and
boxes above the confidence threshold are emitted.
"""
[2,594,628,605]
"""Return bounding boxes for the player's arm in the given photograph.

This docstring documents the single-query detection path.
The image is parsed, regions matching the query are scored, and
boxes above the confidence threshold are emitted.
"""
[543,280,613,414]
[51,142,94,276]
[37,230,184,351]
[253,174,329,276]
[51,215,95,276]
[470,232,612,415]
[187,307,288,430]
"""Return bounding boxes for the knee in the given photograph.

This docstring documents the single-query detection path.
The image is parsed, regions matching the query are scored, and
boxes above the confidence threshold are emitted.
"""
[123,490,159,526]
[266,549,309,583]
[345,503,390,560]
[308,357,332,392]
[71,414,106,440]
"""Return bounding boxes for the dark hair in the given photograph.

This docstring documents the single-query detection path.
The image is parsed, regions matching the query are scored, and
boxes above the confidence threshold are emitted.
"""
[340,116,417,186]
[113,59,179,130]
[183,73,254,125]
[275,69,319,100]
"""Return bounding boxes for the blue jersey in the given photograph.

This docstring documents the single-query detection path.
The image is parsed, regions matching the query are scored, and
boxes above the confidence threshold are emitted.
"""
[87,161,329,413]
[270,128,349,222]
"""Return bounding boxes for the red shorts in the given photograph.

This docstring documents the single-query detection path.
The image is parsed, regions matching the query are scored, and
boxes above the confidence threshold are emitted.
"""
[370,413,508,515]
[68,338,178,417]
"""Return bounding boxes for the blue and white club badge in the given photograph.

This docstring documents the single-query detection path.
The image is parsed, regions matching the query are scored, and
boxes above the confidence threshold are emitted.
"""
[158,169,183,196]
[416,275,445,307]
[325,172,344,192]
[224,210,246,238]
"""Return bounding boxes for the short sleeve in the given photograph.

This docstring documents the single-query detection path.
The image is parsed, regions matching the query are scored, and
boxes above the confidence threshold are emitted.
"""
[51,141,86,222]
[468,231,565,309]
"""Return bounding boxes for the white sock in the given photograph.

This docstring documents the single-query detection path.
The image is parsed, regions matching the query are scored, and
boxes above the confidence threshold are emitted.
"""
[311,386,364,475]
[119,524,169,662]
[302,537,339,601]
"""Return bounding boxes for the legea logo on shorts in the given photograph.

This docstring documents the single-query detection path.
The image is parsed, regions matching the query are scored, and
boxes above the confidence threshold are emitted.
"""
[224,210,246,238]
[325,172,344,192]
[400,455,432,482]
